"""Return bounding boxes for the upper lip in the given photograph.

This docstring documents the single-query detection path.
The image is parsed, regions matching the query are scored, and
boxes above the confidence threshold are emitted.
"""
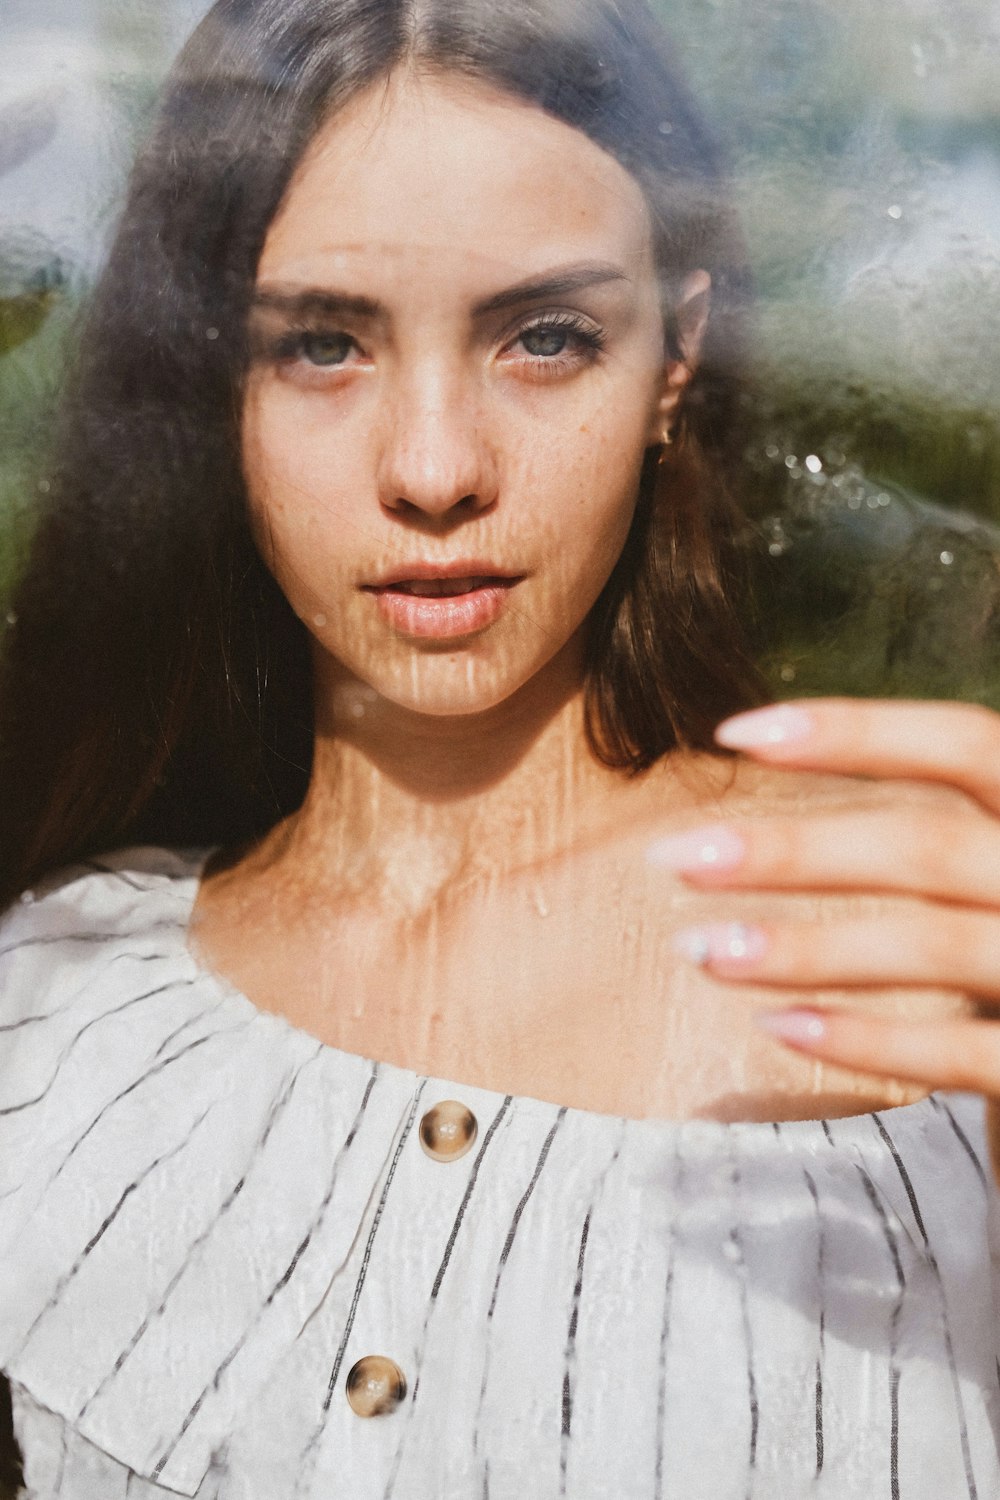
[363,560,524,589]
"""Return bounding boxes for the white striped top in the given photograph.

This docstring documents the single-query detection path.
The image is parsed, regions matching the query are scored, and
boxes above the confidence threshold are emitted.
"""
[1,847,1000,1500]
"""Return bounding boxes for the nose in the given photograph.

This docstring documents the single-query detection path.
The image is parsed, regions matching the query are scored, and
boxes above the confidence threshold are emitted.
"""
[377,364,498,521]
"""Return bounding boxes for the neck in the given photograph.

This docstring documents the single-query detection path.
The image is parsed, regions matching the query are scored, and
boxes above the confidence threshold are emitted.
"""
[261,642,623,915]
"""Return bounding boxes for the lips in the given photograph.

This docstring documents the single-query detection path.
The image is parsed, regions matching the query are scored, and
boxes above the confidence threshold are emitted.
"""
[362,568,523,639]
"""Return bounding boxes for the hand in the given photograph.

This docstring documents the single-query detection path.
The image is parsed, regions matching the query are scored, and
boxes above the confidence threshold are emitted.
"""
[647,699,1000,1159]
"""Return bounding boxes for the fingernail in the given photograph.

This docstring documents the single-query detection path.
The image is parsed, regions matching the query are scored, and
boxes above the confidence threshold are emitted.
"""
[755,1009,829,1047]
[715,704,815,750]
[673,922,768,966]
[646,825,746,873]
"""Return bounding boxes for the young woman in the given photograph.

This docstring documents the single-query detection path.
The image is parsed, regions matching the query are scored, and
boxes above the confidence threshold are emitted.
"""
[2,0,1000,1495]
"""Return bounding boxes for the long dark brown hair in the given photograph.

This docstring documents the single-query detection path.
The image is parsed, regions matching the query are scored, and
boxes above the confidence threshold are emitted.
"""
[0,0,763,913]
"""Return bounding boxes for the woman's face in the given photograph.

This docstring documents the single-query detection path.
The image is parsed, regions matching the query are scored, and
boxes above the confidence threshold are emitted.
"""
[243,70,703,721]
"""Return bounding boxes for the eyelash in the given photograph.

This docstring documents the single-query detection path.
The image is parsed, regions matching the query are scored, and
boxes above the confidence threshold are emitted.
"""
[259,313,607,375]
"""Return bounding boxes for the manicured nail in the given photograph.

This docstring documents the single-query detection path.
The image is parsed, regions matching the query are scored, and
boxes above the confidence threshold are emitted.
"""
[646,825,746,873]
[755,1009,829,1048]
[715,704,815,750]
[673,922,768,966]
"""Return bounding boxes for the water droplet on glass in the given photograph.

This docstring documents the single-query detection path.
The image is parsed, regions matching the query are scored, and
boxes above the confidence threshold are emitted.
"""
[768,541,785,556]
[866,495,880,509]
[877,493,891,507]
[206,327,220,341]
[657,121,673,135]
[764,443,781,460]
[804,455,822,475]
[37,478,50,493]
[313,612,328,627]
[350,701,365,719]
[940,550,954,566]
[779,664,796,682]
[5,611,17,626]
[19,890,35,905]
[887,205,903,220]
[784,454,798,469]
[848,495,863,511]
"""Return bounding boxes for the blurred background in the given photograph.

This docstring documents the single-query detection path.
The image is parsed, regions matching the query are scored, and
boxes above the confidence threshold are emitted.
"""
[2,0,1000,702]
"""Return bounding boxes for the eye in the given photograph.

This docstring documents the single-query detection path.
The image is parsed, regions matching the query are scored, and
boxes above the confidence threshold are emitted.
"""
[506,313,606,371]
[520,325,574,358]
[299,331,356,367]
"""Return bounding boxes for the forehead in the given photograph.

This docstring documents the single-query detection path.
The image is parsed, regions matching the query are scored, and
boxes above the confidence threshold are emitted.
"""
[257,70,656,289]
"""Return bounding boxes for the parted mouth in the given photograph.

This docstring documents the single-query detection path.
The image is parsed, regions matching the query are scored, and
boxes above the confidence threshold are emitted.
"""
[377,576,514,597]
[363,563,524,596]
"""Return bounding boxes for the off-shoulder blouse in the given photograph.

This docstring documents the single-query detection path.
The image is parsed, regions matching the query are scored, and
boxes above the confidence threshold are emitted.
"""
[1,848,999,1499]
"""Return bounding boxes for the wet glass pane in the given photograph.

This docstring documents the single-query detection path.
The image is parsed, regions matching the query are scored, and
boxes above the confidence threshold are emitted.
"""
[4,0,998,700]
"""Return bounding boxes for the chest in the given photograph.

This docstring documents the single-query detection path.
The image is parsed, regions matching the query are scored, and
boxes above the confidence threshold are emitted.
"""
[196,849,945,1122]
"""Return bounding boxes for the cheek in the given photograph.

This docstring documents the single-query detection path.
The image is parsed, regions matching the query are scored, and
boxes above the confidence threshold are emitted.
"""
[522,414,648,584]
[241,387,355,575]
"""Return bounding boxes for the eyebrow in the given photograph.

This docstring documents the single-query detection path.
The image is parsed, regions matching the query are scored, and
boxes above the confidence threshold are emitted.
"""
[250,260,630,322]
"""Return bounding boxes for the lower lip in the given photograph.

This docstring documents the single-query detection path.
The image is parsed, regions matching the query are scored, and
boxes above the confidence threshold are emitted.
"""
[367,581,519,639]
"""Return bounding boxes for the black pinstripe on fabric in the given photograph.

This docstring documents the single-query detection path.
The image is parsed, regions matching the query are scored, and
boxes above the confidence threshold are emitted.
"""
[0,920,181,963]
[427,1097,512,1304]
[473,1108,566,1490]
[857,1167,905,1500]
[380,1097,513,1500]
[81,862,175,895]
[803,1170,825,1477]
[151,1063,381,1485]
[51,1421,67,1500]
[149,999,229,1062]
[727,1143,759,1490]
[48,1018,244,1192]
[821,1119,834,1146]
[320,1078,427,1415]
[14,1103,216,1363]
[873,1115,979,1500]
[0,977,199,1118]
[487,1110,565,1320]
[872,1115,929,1243]
[282,1075,425,1500]
[653,1145,681,1500]
[0,949,174,1035]
[559,1127,625,1497]
[930,1098,988,1191]
[561,1209,592,1447]
[78,1046,324,1420]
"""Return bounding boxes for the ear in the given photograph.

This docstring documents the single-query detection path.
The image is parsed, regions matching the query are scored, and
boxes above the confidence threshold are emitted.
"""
[646,269,712,445]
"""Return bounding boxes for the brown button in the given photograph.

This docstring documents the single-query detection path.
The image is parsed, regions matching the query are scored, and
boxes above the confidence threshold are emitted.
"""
[419,1100,478,1162]
[345,1355,407,1417]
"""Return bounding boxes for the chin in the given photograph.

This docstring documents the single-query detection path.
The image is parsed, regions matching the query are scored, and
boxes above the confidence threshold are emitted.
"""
[363,649,558,720]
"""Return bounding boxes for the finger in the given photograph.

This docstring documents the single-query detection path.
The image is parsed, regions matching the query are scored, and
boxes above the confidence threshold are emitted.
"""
[647,807,1000,907]
[715,699,1000,818]
[752,1006,1000,1099]
[672,907,1000,998]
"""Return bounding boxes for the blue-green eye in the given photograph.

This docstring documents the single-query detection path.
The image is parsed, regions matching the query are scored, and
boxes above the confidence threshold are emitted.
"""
[301,331,355,366]
[520,325,571,357]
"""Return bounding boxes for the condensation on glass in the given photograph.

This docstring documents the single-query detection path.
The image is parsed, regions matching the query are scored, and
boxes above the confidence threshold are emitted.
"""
[1,0,1000,697]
